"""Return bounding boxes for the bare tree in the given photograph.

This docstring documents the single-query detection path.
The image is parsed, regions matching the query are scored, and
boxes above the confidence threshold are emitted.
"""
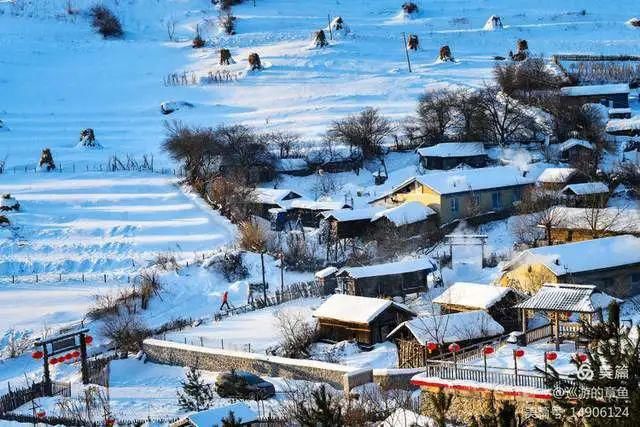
[57,386,112,425]
[101,311,149,357]
[327,107,394,160]
[262,130,301,158]
[273,310,318,358]
[513,187,565,246]
[238,220,268,252]
[208,173,255,222]
[415,88,457,142]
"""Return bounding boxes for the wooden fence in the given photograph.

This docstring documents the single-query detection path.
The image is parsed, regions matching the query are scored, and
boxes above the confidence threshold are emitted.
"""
[0,381,70,415]
[525,324,553,345]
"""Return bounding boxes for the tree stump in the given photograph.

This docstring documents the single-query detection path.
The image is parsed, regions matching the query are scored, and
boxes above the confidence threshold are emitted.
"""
[313,30,328,48]
[439,45,454,62]
[407,34,419,50]
[248,53,262,70]
[39,148,55,171]
[220,48,233,65]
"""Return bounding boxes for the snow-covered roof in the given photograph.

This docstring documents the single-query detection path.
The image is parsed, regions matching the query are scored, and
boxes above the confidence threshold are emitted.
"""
[337,257,436,279]
[372,166,534,199]
[561,182,609,196]
[560,83,630,97]
[543,207,640,234]
[371,201,436,226]
[387,311,504,345]
[313,294,414,324]
[321,206,384,222]
[504,235,640,276]
[315,266,338,278]
[609,108,632,115]
[607,116,640,133]
[187,403,258,427]
[274,157,308,172]
[417,142,486,158]
[536,167,578,184]
[381,409,436,427]
[514,283,619,313]
[432,282,513,309]
[252,188,302,205]
[289,199,348,211]
[558,138,594,153]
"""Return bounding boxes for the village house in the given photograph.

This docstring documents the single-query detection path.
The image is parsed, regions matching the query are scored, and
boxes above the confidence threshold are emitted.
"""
[335,257,436,299]
[560,182,610,207]
[541,206,640,243]
[499,234,640,297]
[287,199,350,227]
[319,206,383,239]
[515,283,619,350]
[313,294,415,345]
[608,107,632,119]
[274,157,311,176]
[432,282,523,331]
[370,166,535,224]
[370,201,438,236]
[250,188,303,218]
[314,266,338,295]
[607,116,640,137]
[557,138,595,163]
[417,142,488,170]
[535,167,584,190]
[305,146,363,173]
[386,311,505,368]
[560,83,630,109]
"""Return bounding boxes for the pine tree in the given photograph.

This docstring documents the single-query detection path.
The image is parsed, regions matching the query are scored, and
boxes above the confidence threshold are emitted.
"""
[176,366,215,411]
[292,385,344,427]
[222,410,243,427]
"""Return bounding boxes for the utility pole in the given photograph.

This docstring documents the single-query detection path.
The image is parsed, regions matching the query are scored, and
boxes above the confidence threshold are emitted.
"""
[279,253,285,293]
[328,14,333,40]
[402,32,412,73]
[260,251,267,302]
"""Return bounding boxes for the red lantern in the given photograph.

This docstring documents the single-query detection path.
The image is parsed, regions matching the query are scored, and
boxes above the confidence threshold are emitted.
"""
[49,358,58,365]
[106,418,116,427]
[514,348,525,358]
[31,350,44,359]
[448,343,460,353]
[57,357,66,364]
[577,353,588,363]
[72,351,80,358]
[483,345,494,355]
[545,351,557,362]
[426,342,438,352]
[84,335,93,345]
[36,411,46,418]
[65,353,73,360]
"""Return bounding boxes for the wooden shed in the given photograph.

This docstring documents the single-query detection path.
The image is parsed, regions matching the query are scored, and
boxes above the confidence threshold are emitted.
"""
[560,182,609,207]
[557,138,595,163]
[319,207,383,239]
[336,257,436,299]
[560,83,630,109]
[250,188,303,219]
[288,199,350,227]
[313,294,416,345]
[314,266,338,295]
[417,142,488,170]
[535,167,585,191]
[432,282,523,331]
[387,311,505,368]
[370,201,438,237]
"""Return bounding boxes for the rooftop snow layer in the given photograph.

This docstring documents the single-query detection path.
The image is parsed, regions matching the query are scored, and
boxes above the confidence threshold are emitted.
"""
[560,83,630,96]
[514,283,618,313]
[387,311,504,344]
[321,206,384,222]
[289,199,348,211]
[417,142,486,158]
[252,188,302,205]
[188,403,258,427]
[543,206,640,234]
[558,138,594,152]
[371,201,436,226]
[413,166,534,195]
[313,294,414,324]
[536,167,577,184]
[607,116,640,133]
[504,235,640,276]
[315,266,338,278]
[274,157,308,172]
[336,257,436,279]
[432,282,513,309]
[561,182,609,196]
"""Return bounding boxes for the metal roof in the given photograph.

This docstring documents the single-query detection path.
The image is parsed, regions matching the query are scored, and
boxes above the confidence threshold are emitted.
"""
[514,283,617,313]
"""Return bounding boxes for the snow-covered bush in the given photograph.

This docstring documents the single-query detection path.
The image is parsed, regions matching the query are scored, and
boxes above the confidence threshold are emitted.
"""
[209,250,248,281]
[78,128,101,148]
[627,17,640,27]
[90,4,123,38]
[0,328,31,359]
[238,220,267,251]
[438,45,454,62]
[407,34,419,50]
[101,311,149,357]
[274,309,318,358]
[154,252,179,270]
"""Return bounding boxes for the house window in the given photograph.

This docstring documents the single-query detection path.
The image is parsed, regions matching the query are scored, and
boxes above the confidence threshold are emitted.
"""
[450,197,459,213]
[491,192,502,209]
[513,187,522,202]
[472,193,481,207]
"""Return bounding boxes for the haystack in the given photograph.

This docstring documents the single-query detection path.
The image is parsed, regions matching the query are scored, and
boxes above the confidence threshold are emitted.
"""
[517,39,529,52]
[402,2,418,15]
[313,30,328,48]
[483,15,503,30]
[0,194,19,212]
[407,34,419,50]
[627,18,640,27]
[330,16,345,31]
[39,148,55,171]
[248,53,262,70]
[192,34,205,48]
[438,45,454,62]
[0,215,9,226]
[79,128,100,148]
[220,48,234,65]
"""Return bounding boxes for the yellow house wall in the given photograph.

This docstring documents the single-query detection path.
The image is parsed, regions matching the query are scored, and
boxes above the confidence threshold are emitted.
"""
[386,182,442,211]
[499,263,559,294]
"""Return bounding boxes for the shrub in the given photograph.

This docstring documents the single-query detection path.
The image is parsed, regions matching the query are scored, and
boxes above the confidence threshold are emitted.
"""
[101,311,149,357]
[154,252,179,270]
[90,4,123,38]
[238,220,267,251]
[137,271,163,310]
[211,250,248,281]
[39,148,55,171]
[274,310,318,358]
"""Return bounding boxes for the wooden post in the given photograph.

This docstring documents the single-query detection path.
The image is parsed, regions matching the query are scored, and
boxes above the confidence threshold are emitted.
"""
[327,14,333,40]
[453,351,458,380]
[402,32,412,73]
[521,309,527,334]
[554,312,560,351]
[513,349,519,386]
[42,345,52,396]
[279,253,284,294]
[260,251,267,302]
[79,333,89,385]
[483,351,488,382]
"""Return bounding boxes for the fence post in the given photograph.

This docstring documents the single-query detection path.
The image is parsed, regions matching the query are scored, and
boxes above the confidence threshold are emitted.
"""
[103,274,107,283]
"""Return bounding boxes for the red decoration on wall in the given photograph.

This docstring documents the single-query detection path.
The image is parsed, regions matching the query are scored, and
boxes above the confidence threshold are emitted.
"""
[577,353,588,363]
[49,358,58,365]
[84,335,93,345]
[545,351,557,361]
[426,342,438,352]
[31,351,44,359]
[448,343,461,353]
[483,346,494,355]
[514,349,525,358]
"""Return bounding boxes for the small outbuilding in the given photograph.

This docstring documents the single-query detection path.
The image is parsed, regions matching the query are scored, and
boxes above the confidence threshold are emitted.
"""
[250,188,303,218]
[170,403,258,427]
[313,294,416,345]
[314,266,339,295]
[417,142,488,170]
[557,138,595,163]
[538,206,640,243]
[288,199,350,227]
[535,167,584,190]
[560,83,630,109]
[370,201,438,236]
[387,311,505,368]
[336,257,436,299]
[432,282,523,331]
[560,182,609,207]
[319,206,384,239]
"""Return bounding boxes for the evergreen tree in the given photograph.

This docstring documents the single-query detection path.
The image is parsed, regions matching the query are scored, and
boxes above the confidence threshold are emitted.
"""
[222,410,243,427]
[176,366,215,411]
[292,385,344,427]
[427,389,454,427]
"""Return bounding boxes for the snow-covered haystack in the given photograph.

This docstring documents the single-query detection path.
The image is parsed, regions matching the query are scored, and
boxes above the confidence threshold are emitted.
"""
[312,29,329,48]
[0,194,19,212]
[407,34,419,50]
[438,45,454,62]
[510,39,529,61]
[38,148,55,171]
[160,101,194,115]
[220,48,235,65]
[77,128,102,148]
[402,2,419,16]
[0,119,5,131]
[627,18,640,27]
[483,15,503,30]
[328,16,350,36]
[247,53,263,71]
[0,215,8,226]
